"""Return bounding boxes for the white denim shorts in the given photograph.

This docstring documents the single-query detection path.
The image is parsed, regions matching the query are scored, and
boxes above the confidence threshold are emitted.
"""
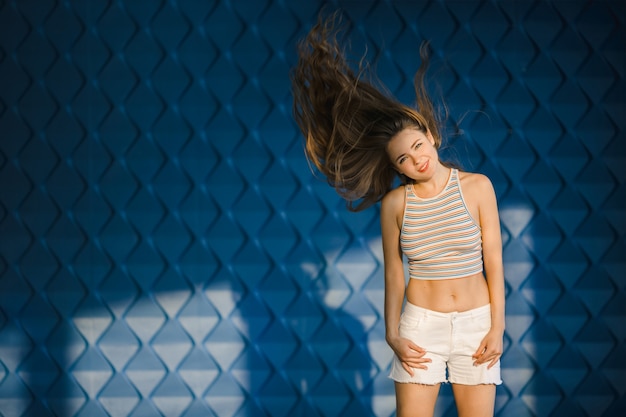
[389,302,502,385]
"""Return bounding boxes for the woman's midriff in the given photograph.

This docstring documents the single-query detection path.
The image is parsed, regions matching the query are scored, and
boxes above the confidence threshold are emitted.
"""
[405,272,490,313]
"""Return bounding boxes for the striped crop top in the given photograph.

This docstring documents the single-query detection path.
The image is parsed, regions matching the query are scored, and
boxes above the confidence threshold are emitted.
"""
[400,169,483,280]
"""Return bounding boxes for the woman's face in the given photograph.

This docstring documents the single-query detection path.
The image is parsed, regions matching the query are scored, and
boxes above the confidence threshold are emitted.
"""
[386,127,438,181]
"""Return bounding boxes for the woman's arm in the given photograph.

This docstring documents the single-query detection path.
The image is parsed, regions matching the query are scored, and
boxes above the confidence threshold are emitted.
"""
[472,174,505,368]
[381,188,406,343]
[381,187,430,375]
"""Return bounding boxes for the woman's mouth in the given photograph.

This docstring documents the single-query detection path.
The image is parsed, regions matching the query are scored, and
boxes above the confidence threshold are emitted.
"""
[417,160,429,173]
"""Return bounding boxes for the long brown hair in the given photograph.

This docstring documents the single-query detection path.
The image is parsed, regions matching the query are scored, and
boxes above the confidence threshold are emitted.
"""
[291,11,444,211]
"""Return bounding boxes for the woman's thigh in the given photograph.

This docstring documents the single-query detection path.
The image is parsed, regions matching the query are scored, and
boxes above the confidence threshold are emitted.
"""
[452,383,496,417]
[395,382,440,417]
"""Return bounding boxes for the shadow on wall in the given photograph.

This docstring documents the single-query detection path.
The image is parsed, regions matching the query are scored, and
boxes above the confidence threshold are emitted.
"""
[0,169,380,417]
[0,202,382,416]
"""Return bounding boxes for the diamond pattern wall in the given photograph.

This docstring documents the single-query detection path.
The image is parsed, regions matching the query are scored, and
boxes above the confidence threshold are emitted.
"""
[0,0,624,416]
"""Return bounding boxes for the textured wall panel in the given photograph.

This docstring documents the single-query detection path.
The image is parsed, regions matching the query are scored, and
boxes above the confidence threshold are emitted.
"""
[0,0,624,416]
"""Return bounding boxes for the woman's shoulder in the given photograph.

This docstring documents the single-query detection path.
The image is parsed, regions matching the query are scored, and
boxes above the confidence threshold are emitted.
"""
[381,185,406,213]
[458,170,495,198]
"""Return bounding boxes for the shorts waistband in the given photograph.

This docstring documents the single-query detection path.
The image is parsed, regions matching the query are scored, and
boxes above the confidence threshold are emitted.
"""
[403,302,491,319]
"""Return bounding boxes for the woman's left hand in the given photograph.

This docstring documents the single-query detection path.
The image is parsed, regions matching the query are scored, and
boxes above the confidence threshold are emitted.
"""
[472,328,503,369]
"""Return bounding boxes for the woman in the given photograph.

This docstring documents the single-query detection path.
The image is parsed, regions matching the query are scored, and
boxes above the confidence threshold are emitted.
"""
[291,12,505,417]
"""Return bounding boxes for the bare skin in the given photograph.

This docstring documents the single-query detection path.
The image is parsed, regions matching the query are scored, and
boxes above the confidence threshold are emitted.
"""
[382,128,505,417]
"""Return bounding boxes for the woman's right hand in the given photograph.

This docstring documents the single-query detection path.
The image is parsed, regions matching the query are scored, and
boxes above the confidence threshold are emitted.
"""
[388,336,431,377]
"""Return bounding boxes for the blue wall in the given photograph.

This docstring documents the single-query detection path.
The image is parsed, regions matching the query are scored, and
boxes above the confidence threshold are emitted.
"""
[0,0,624,416]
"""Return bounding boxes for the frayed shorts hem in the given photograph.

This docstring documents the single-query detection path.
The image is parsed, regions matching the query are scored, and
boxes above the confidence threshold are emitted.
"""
[387,376,446,386]
[388,377,501,386]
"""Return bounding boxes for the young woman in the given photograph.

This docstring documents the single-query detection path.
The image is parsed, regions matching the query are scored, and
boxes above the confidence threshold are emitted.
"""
[291,12,505,417]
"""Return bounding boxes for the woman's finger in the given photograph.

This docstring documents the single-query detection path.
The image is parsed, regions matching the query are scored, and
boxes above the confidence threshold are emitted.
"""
[402,361,415,377]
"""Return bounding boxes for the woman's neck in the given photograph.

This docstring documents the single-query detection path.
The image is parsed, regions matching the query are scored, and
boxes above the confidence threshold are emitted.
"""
[412,164,451,198]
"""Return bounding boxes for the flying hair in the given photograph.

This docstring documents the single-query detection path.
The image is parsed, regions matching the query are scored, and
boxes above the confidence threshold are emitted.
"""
[291,11,446,211]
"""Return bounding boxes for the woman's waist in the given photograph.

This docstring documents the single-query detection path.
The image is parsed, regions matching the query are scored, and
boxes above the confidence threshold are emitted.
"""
[405,272,490,313]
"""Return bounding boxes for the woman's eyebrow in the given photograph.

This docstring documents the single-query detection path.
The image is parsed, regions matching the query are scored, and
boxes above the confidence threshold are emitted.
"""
[395,140,419,163]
